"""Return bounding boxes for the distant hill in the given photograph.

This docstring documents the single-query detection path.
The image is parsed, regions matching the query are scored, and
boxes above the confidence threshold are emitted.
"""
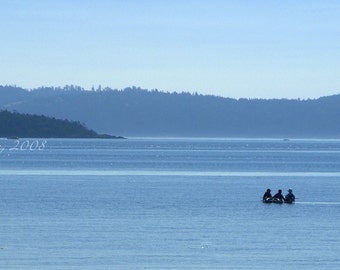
[0,110,123,139]
[1,85,340,138]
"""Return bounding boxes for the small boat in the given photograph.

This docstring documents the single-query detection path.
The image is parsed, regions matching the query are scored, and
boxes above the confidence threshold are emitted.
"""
[7,136,19,139]
[262,198,284,204]
[263,198,295,204]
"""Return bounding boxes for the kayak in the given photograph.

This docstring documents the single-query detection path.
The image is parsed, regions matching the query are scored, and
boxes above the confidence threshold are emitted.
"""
[263,198,295,204]
[262,198,284,204]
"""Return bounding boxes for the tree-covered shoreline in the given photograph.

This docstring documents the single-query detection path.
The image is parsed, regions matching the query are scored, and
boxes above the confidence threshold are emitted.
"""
[1,85,340,138]
[0,110,123,139]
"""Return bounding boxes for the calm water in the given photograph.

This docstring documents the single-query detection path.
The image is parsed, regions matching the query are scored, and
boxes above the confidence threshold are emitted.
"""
[1,138,340,269]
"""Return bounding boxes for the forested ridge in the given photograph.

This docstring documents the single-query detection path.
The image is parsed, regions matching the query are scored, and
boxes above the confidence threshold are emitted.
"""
[0,110,120,138]
[1,85,340,138]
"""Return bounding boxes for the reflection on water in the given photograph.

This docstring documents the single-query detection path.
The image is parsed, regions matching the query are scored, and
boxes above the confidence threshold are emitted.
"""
[1,169,340,177]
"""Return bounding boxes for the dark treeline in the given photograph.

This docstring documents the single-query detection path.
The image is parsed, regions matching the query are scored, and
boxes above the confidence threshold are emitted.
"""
[1,85,340,138]
[0,110,120,138]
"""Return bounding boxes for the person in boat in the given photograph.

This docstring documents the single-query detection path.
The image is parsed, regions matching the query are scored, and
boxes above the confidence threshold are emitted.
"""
[272,189,285,202]
[285,189,295,203]
[262,188,272,201]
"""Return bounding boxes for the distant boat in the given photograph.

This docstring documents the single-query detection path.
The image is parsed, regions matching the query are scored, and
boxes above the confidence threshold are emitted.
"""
[283,138,289,141]
[7,136,19,139]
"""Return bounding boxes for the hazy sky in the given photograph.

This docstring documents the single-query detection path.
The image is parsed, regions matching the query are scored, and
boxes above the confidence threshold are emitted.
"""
[1,0,340,99]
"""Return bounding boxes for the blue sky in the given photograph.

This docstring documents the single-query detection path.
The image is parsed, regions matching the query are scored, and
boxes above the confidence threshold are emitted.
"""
[1,0,339,99]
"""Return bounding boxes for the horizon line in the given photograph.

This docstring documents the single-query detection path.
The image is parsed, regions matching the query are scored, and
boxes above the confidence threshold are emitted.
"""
[1,84,338,101]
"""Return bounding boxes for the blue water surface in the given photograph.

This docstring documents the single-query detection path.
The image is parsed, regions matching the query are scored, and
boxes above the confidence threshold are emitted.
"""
[0,138,340,269]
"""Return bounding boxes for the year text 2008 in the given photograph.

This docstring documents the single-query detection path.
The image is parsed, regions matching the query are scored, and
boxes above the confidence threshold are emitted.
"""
[0,140,47,153]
